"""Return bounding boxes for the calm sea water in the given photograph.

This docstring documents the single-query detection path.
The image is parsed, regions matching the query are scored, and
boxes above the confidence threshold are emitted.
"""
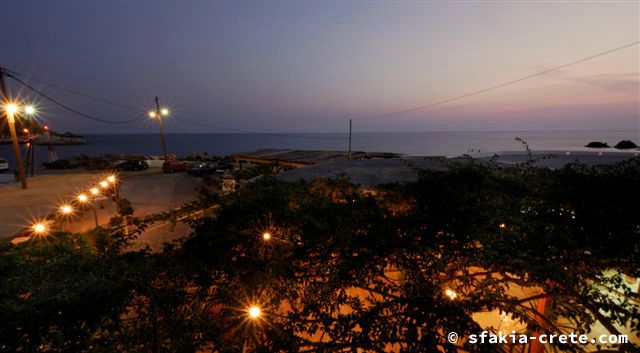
[0,131,637,164]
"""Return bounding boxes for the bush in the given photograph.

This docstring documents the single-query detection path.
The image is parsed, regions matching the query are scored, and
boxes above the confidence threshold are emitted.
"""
[2,158,639,352]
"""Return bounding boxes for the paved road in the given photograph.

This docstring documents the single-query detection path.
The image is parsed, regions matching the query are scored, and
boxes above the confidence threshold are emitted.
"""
[1,168,203,247]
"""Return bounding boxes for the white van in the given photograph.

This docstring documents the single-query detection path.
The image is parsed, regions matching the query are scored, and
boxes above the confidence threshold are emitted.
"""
[0,158,9,172]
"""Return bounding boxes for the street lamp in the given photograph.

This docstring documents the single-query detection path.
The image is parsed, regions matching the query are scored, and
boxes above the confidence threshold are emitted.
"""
[262,232,271,241]
[248,306,262,319]
[60,204,74,215]
[31,221,48,236]
[2,103,34,189]
[78,192,99,228]
[58,204,74,232]
[90,188,101,228]
[5,103,17,114]
[445,289,458,300]
[148,96,170,161]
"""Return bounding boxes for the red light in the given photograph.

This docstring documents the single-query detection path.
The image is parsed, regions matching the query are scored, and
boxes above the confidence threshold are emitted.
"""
[43,125,49,130]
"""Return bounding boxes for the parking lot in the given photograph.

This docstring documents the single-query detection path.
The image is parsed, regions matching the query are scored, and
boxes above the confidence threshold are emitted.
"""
[0,168,203,248]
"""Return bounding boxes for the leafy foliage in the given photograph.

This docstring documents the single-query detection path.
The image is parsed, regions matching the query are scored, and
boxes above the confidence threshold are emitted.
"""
[0,158,638,352]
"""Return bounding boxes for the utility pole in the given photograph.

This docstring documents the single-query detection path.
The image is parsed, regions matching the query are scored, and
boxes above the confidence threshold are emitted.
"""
[348,119,352,160]
[0,68,28,189]
[154,96,168,160]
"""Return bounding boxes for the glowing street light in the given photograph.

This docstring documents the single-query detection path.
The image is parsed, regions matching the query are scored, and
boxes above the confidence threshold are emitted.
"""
[58,204,74,232]
[107,175,116,183]
[24,105,35,115]
[89,188,100,228]
[445,289,458,300]
[149,96,169,160]
[60,204,73,215]
[3,103,28,189]
[99,180,109,188]
[262,232,271,241]
[5,103,18,114]
[78,192,99,228]
[248,306,262,319]
[31,222,48,236]
[499,223,506,229]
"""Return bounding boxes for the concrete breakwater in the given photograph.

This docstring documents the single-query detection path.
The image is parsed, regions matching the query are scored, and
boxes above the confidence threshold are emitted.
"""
[0,132,88,145]
[35,133,88,145]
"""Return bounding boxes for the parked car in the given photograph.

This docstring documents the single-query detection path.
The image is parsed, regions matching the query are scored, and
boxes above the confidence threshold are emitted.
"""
[162,160,188,173]
[85,158,113,170]
[0,158,8,173]
[115,160,149,171]
[186,162,215,177]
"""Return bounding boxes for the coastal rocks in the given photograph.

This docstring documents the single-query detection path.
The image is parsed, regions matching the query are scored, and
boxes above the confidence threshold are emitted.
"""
[585,140,638,150]
[585,141,609,148]
[614,140,638,150]
[35,132,88,145]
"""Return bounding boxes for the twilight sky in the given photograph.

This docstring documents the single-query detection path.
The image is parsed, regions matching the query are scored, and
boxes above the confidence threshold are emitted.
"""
[0,1,638,134]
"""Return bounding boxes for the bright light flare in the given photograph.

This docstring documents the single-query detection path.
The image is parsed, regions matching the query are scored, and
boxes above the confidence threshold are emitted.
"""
[160,108,169,116]
[5,104,18,113]
[148,111,157,118]
[60,204,74,215]
[90,187,100,196]
[445,289,458,300]
[498,223,506,229]
[31,222,48,236]
[99,181,109,188]
[248,306,262,319]
[107,175,116,183]
[262,232,271,241]
[24,106,35,115]
[77,194,89,203]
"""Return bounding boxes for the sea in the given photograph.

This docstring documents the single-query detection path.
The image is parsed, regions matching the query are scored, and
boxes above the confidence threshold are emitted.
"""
[0,130,638,164]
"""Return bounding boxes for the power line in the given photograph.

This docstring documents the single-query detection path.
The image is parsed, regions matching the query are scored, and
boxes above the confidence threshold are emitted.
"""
[353,40,640,121]
[173,117,348,141]
[4,68,145,113]
[4,68,347,140]
[6,73,145,125]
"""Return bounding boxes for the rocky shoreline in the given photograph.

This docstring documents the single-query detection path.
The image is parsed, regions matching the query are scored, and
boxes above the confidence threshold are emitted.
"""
[0,132,88,145]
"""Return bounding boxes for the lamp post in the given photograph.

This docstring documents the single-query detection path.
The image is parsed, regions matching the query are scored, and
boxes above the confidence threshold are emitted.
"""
[58,204,74,232]
[148,96,169,161]
[0,70,28,189]
[31,221,48,237]
[106,175,119,208]
[77,193,99,228]
[90,187,101,228]
[4,104,27,189]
